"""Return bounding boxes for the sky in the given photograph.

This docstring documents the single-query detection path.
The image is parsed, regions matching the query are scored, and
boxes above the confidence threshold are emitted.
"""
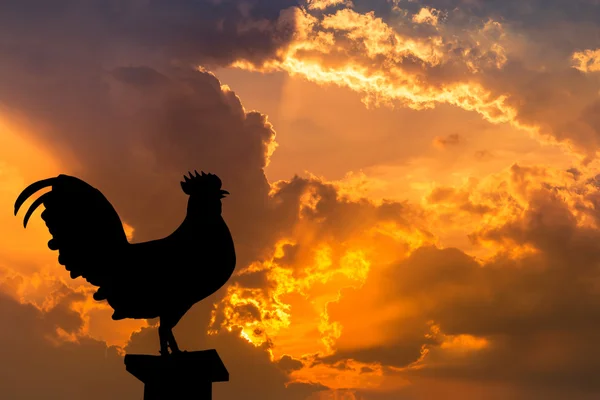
[2,0,600,398]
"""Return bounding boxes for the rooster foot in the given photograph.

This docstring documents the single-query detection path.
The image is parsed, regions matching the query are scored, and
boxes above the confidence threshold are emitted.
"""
[159,348,186,356]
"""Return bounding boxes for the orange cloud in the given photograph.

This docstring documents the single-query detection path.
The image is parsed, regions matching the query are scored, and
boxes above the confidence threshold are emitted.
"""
[222,3,600,163]
[203,159,600,396]
[412,7,442,26]
[211,175,435,361]
[306,0,354,10]
[572,48,600,73]
[5,1,600,398]
[232,7,524,132]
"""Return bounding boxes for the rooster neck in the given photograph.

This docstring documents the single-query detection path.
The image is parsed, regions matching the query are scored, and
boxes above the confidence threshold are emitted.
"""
[186,194,223,216]
[179,212,222,229]
[169,214,219,240]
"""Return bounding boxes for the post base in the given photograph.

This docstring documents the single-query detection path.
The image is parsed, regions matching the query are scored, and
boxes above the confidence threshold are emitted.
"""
[125,350,229,400]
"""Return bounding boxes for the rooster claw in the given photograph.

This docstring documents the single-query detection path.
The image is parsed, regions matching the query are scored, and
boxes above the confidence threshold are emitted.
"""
[159,349,186,357]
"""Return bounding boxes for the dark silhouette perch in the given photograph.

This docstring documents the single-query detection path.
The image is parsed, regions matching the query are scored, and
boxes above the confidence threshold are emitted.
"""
[125,350,229,399]
[14,171,236,398]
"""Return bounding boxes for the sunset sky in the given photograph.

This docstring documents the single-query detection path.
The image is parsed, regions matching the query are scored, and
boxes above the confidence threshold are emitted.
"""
[3,0,600,399]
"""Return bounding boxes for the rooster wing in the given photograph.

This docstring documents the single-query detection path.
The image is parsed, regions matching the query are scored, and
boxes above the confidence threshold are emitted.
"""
[14,174,129,287]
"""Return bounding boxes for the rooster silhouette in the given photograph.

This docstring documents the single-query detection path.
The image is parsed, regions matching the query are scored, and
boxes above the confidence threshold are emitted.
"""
[14,171,236,356]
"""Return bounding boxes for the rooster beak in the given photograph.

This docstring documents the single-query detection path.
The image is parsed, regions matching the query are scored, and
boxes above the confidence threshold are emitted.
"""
[220,190,230,198]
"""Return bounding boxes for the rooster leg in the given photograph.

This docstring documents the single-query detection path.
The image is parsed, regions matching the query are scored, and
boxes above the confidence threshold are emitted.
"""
[158,324,170,356]
[158,321,182,355]
[167,329,181,354]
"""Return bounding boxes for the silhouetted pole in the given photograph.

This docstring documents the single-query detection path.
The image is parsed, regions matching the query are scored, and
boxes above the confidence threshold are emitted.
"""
[125,350,229,399]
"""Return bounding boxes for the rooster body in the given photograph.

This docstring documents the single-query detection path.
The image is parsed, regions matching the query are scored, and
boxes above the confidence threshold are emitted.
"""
[14,172,236,355]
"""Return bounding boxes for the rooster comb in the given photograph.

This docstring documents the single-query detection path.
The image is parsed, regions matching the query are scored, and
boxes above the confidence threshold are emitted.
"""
[180,170,229,198]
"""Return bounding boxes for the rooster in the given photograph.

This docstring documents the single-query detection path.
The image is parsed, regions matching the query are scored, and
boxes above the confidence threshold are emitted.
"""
[14,171,236,356]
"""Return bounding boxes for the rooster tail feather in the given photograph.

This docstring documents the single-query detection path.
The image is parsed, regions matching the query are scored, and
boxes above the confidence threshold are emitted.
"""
[23,192,52,228]
[15,174,129,288]
[14,177,56,218]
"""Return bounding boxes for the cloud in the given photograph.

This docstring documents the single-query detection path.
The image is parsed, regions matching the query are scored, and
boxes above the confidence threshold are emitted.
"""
[305,163,600,396]
[1,20,330,391]
[6,0,600,163]
[206,174,437,393]
[474,150,494,161]
[0,2,332,396]
[125,300,326,399]
[412,7,442,26]
[233,5,516,122]
[0,0,299,70]
[572,48,600,72]
[0,2,302,257]
[5,0,600,398]
[433,133,463,148]
[278,354,305,372]
[306,0,354,10]
[4,59,285,269]
[0,276,325,400]
[225,0,600,161]
[0,284,139,400]
[0,2,418,396]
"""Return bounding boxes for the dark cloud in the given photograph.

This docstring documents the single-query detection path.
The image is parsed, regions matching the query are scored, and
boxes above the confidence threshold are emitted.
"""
[4,60,283,268]
[355,378,600,400]
[277,354,305,373]
[0,0,299,69]
[0,0,303,269]
[406,0,600,157]
[274,243,301,266]
[0,279,324,399]
[0,288,139,400]
[369,0,600,35]
[409,0,600,26]
[433,133,463,148]
[268,176,431,244]
[426,186,492,215]
[478,62,600,157]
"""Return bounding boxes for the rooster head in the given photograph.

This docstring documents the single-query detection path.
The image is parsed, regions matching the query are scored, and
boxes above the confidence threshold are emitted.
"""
[180,170,229,199]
